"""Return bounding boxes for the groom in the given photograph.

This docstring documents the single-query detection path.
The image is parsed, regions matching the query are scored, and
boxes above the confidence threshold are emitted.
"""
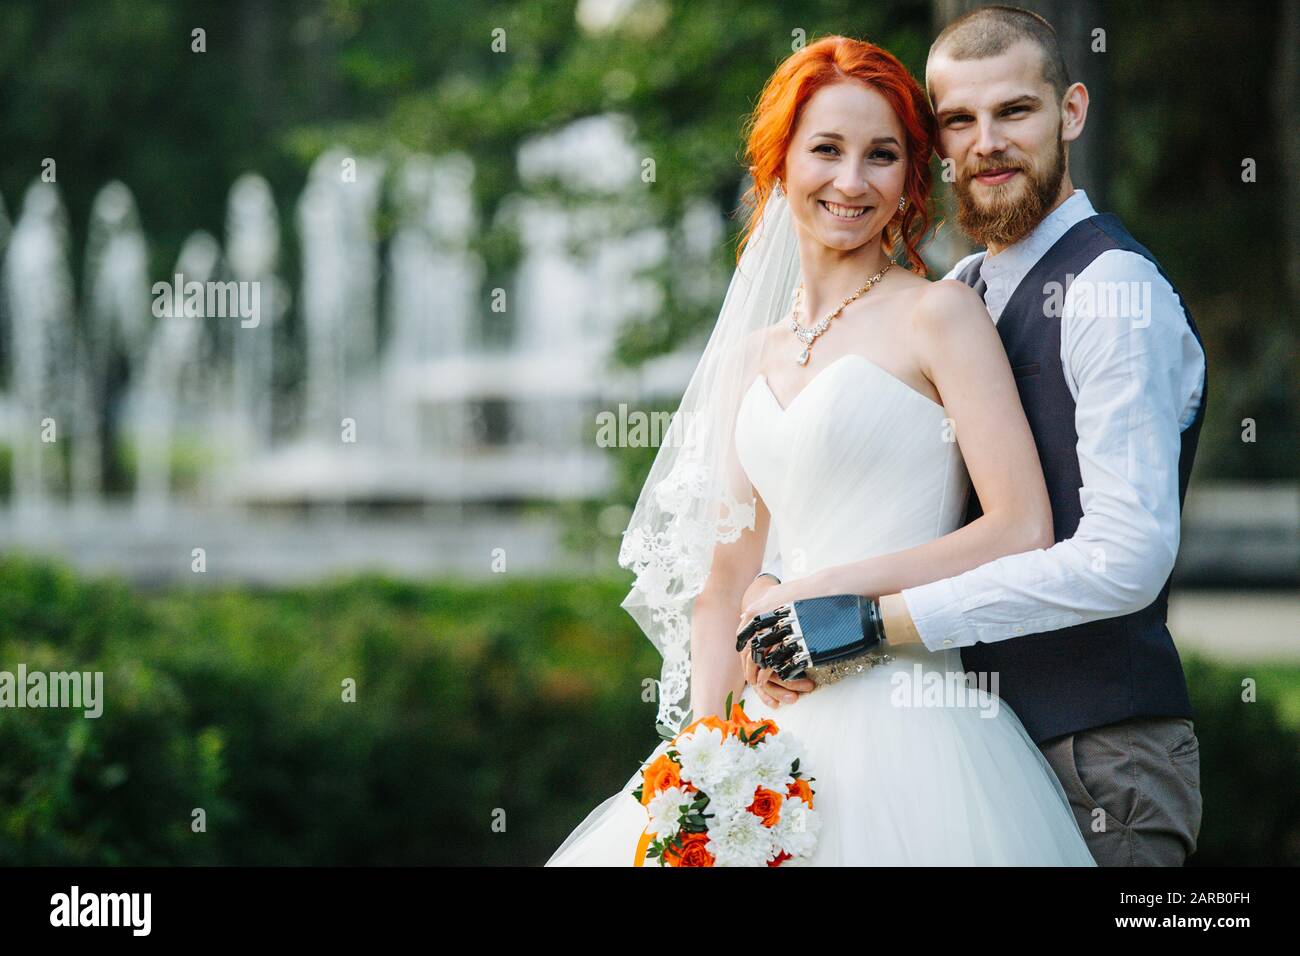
[750,6,1206,866]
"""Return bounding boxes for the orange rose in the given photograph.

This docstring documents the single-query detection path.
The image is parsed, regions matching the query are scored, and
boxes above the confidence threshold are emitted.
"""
[640,753,683,806]
[664,831,715,867]
[681,713,729,738]
[747,787,783,827]
[787,777,814,807]
[727,702,777,740]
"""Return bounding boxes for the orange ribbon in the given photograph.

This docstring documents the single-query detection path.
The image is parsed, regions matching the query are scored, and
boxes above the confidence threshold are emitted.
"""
[633,827,652,867]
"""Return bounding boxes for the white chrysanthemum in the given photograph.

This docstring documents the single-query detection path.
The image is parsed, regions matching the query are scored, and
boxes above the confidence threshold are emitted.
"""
[676,726,747,791]
[750,733,798,791]
[645,785,695,837]
[705,807,777,867]
[702,757,761,822]
[771,795,821,860]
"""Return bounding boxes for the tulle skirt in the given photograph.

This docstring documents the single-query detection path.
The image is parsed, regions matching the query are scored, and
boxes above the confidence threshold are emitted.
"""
[546,645,1097,866]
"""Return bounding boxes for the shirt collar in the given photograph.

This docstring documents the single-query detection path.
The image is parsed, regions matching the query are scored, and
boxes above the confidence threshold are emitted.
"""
[978,189,1096,320]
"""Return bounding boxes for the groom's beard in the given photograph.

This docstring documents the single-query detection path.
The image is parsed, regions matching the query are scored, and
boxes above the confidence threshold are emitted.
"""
[952,131,1066,249]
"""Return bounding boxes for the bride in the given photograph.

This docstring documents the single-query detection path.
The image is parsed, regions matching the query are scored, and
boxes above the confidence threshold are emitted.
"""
[547,36,1095,866]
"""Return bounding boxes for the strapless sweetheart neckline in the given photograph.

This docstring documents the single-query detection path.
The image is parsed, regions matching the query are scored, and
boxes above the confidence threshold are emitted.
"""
[751,352,946,417]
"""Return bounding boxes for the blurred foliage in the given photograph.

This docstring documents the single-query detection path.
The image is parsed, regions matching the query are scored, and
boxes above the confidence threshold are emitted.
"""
[0,555,665,865]
[0,555,1296,865]
[1102,0,1296,481]
[1181,655,1300,866]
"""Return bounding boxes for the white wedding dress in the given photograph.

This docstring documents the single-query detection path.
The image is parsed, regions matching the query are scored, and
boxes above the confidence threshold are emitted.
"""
[547,352,1096,866]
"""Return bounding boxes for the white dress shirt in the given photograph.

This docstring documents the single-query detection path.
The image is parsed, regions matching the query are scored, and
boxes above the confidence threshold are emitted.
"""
[761,189,1207,651]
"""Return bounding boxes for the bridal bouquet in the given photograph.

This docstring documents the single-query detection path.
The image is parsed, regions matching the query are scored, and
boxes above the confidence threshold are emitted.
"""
[630,695,820,866]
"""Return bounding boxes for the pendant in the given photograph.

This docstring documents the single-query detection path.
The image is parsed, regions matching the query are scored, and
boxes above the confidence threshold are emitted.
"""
[795,348,810,365]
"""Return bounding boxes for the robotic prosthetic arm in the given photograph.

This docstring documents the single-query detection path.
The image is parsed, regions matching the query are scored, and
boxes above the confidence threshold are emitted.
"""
[735,593,894,686]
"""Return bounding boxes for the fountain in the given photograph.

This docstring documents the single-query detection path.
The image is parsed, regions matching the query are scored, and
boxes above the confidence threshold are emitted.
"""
[382,153,481,455]
[295,149,384,445]
[0,124,716,580]
[129,230,221,520]
[225,173,284,458]
[3,182,77,521]
[74,181,152,507]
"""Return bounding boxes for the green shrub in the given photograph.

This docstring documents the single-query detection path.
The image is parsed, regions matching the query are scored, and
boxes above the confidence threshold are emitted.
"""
[0,555,1294,865]
[1182,655,1300,866]
[0,557,664,865]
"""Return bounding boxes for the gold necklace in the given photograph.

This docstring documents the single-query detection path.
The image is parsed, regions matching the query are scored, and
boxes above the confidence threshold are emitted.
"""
[789,262,893,365]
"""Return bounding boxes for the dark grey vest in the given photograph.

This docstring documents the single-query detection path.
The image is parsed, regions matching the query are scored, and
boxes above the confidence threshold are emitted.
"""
[954,212,1205,744]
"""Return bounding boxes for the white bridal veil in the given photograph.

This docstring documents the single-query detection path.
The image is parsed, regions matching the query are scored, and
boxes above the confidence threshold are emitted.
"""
[616,183,802,732]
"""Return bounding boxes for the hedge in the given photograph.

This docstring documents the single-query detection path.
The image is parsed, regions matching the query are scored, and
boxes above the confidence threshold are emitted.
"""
[0,556,1294,865]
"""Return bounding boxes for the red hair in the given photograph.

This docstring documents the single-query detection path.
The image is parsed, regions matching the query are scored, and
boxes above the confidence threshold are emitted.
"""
[737,35,939,273]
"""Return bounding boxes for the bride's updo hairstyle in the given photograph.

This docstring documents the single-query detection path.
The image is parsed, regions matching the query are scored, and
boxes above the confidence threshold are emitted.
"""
[738,35,938,274]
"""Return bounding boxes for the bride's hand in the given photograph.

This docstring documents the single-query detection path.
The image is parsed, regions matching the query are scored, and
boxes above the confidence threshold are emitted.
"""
[735,575,827,707]
[743,662,815,708]
[739,569,839,620]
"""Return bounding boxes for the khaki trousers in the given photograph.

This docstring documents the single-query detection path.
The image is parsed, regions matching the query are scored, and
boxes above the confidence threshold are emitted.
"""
[1038,715,1203,866]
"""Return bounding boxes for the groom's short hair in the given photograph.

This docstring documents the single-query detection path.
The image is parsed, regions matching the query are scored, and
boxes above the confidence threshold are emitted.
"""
[927,5,1071,105]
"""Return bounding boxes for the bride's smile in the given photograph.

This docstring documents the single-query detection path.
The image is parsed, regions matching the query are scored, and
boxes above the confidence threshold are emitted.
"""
[819,200,870,219]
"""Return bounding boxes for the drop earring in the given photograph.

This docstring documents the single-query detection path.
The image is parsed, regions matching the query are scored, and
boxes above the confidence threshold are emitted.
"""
[897,196,907,211]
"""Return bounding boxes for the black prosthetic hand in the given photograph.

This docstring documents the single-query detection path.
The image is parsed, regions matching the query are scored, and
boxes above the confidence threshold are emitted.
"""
[735,593,893,686]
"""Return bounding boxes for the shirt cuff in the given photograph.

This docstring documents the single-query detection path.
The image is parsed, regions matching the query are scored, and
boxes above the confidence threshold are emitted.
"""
[899,577,980,651]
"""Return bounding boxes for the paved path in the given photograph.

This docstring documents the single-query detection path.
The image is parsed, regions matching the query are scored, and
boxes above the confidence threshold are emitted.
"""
[1170,591,1300,662]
